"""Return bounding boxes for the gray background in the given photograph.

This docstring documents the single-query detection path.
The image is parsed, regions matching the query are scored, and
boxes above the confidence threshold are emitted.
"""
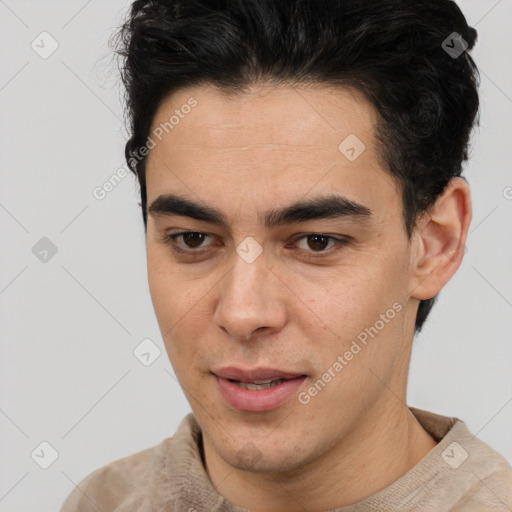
[0,1,511,510]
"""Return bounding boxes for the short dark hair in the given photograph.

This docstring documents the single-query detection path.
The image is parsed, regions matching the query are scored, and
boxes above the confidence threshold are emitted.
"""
[112,0,480,334]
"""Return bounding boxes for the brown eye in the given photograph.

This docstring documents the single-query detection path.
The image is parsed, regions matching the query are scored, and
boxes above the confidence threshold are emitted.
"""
[304,235,331,251]
[164,231,214,253]
[292,234,350,259]
[180,232,207,249]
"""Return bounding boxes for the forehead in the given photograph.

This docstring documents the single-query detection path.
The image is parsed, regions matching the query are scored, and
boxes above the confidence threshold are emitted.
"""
[149,82,376,151]
[145,82,401,223]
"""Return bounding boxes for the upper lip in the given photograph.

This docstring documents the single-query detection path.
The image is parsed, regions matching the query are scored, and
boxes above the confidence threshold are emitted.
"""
[212,366,306,382]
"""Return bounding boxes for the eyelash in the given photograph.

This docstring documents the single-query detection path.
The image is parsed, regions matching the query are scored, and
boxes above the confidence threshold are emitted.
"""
[161,231,350,260]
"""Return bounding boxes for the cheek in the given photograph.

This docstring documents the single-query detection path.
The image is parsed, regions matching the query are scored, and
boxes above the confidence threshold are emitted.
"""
[303,284,406,403]
[295,256,407,368]
[147,261,213,364]
[306,263,394,322]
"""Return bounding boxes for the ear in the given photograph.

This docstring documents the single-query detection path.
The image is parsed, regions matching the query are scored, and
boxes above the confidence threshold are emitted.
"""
[409,177,472,301]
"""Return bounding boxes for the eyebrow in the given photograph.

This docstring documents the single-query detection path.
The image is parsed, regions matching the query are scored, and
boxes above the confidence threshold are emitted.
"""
[148,193,372,228]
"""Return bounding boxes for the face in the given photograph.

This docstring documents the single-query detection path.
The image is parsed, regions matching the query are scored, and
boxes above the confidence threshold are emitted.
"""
[145,82,421,475]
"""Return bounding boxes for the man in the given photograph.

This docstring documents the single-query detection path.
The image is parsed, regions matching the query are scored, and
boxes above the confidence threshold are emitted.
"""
[61,0,512,510]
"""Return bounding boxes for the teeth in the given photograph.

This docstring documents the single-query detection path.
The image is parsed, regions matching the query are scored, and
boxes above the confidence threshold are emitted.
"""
[233,379,284,390]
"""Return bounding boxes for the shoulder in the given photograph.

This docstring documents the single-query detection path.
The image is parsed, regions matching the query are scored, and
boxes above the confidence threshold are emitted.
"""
[59,438,171,512]
[59,414,201,512]
[450,446,512,511]
[409,407,512,511]
[441,421,512,511]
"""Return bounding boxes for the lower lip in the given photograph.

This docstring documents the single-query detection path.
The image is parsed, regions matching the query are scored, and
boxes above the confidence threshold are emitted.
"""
[214,375,307,412]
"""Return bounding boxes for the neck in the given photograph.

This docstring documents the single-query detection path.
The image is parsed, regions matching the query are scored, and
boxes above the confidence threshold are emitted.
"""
[202,400,438,512]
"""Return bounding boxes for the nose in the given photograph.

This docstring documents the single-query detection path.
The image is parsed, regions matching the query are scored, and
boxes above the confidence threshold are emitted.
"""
[213,248,287,342]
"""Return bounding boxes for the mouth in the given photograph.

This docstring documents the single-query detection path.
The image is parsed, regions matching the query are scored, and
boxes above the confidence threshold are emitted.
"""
[211,366,307,412]
[211,366,307,382]
[226,378,290,390]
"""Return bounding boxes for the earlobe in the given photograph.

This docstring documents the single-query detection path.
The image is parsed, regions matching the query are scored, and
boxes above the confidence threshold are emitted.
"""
[409,177,472,301]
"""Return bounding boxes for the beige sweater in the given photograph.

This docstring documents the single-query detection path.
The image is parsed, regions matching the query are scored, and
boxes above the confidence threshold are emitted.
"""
[60,407,512,511]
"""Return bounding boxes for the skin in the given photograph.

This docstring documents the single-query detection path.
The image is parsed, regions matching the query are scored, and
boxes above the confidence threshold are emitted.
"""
[144,82,472,511]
